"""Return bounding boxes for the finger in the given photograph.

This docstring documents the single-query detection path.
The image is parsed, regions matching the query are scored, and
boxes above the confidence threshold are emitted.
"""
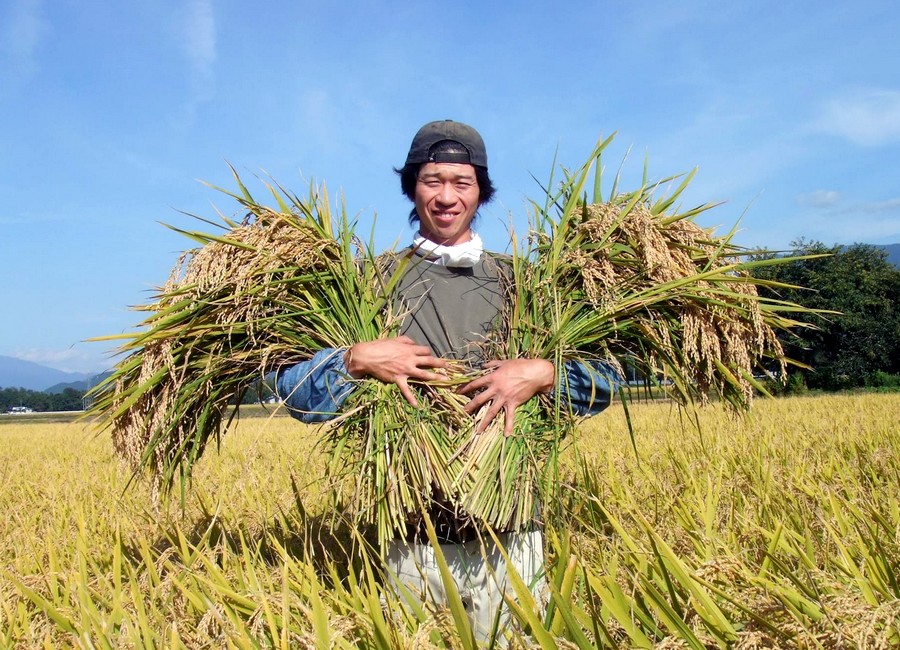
[458,375,488,395]
[503,405,516,437]
[397,378,418,407]
[410,344,438,357]
[409,369,448,383]
[464,389,492,414]
[481,359,504,370]
[476,401,504,434]
[415,355,449,369]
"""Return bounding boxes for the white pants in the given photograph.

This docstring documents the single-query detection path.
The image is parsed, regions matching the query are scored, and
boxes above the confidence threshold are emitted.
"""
[383,529,546,645]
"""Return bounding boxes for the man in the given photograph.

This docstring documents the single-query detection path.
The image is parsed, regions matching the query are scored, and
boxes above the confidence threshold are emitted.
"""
[277,120,616,642]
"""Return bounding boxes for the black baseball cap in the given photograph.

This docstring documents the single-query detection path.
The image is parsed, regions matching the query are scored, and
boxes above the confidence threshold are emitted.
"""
[404,120,488,168]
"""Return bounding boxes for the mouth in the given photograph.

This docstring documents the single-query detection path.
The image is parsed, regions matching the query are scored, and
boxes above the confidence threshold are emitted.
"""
[431,211,458,225]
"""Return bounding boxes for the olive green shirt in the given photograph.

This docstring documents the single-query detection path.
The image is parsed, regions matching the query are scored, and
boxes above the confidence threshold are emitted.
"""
[393,250,508,367]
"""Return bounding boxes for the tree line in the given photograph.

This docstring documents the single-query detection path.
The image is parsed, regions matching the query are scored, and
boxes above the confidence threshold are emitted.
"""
[752,241,900,391]
[0,387,85,413]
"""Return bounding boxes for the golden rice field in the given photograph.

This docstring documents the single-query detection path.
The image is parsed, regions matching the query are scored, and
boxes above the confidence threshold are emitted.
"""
[1,393,899,648]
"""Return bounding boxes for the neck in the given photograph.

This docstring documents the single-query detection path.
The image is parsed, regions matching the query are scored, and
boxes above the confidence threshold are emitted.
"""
[418,231,472,246]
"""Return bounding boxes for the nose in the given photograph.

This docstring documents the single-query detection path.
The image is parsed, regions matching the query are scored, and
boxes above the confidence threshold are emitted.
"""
[436,181,456,205]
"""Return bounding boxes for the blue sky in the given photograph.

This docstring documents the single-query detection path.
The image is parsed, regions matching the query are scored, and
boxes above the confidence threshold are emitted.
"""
[2,0,898,374]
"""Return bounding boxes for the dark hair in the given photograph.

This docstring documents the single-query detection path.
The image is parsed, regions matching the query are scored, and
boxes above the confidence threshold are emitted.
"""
[394,140,496,225]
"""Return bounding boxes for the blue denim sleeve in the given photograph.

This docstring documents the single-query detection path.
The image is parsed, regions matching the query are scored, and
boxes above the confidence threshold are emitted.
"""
[557,359,621,416]
[275,348,356,423]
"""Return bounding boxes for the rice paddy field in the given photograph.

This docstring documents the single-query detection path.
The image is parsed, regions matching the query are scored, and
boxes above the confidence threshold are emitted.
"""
[1,392,899,648]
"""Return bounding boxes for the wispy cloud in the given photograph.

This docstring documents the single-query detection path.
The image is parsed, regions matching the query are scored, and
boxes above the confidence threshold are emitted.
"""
[12,346,101,374]
[814,216,899,245]
[2,0,48,79]
[796,190,841,208]
[812,89,900,146]
[183,0,216,74]
[178,0,216,120]
[791,196,900,246]
[0,209,71,225]
[834,197,900,216]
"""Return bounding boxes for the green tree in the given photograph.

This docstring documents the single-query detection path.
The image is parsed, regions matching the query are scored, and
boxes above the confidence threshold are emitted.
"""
[54,388,86,411]
[753,241,900,390]
[0,386,87,412]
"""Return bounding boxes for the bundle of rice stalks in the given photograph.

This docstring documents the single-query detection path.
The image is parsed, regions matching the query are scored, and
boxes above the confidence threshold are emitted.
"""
[507,135,810,407]
[451,135,818,531]
[325,373,472,547]
[88,174,399,496]
[87,173,496,547]
[324,370,557,546]
[555,200,782,406]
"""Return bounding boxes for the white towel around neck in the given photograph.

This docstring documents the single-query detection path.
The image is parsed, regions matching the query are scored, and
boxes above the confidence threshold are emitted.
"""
[412,232,484,268]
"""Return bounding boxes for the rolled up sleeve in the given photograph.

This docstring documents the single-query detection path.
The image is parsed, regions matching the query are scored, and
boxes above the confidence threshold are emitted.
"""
[557,359,621,416]
[275,348,356,423]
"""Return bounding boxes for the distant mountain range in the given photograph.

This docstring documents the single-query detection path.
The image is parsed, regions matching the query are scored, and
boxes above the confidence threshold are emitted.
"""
[0,355,103,392]
[45,372,112,394]
[881,243,900,267]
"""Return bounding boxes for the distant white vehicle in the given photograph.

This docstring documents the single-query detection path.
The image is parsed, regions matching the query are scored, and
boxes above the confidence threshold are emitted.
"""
[8,406,34,414]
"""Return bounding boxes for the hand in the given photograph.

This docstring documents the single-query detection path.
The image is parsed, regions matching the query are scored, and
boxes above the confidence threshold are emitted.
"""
[344,336,448,406]
[459,358,555,436]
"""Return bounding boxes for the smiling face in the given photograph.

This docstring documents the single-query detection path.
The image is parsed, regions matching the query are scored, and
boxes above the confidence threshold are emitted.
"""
[413,162,480,246]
